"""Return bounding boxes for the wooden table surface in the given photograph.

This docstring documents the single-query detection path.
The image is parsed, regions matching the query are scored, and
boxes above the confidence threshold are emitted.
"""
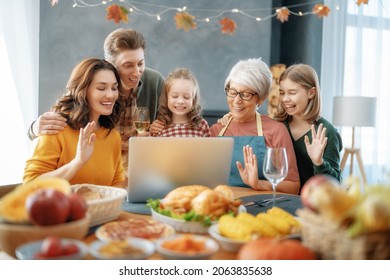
[83,186,264,260]
[0,187,272,260]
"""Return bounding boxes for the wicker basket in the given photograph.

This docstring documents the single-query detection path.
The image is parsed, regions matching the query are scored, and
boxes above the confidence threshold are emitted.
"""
[72,184,127,227]
[297,208,390,260]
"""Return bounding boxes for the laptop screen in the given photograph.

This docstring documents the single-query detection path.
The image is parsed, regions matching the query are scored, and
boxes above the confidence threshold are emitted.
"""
[126,137,234,203]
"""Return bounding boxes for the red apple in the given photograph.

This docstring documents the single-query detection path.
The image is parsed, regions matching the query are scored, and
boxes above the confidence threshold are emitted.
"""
[300,175,341,212]
[68,193,88,221]
[26,188,71,225]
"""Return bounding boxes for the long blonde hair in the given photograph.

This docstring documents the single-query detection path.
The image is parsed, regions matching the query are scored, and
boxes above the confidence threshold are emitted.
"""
[273,64,321,123]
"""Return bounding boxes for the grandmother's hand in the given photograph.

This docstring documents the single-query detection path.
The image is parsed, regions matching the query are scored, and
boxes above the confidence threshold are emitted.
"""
[236,145,260,189]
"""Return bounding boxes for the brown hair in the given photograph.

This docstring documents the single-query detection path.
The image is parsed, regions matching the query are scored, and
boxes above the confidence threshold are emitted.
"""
[51,58,124,131]
[104,28,146,64]
[273,64,321,123]
[157,68,202,128]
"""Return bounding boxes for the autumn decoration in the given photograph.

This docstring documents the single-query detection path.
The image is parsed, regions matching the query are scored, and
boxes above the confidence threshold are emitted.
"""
[175,12,197,32]
[51,1,371,34]
[106,4,129,24]
[276,7,290,23]
[312,4,331,19]
[219,18,237,34]
[356,0,369,6]
[268,64,286,118]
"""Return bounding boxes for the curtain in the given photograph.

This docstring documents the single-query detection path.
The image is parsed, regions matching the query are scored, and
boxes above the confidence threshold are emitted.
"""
[322,0,390,184]
[0,1,39,184]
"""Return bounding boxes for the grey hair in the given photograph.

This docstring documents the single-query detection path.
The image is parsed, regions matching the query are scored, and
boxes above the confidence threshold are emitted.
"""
[224,58,272,100]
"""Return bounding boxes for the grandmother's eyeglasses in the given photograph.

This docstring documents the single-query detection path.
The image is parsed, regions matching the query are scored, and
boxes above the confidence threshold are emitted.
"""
[225,87,257,101]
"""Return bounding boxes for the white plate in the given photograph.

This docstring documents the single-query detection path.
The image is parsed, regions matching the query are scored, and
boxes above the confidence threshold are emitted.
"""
[151,208,214,233]
[95,218,176,241]
[208,224,246,252]
[155,234,219,260]
[89,237,155,260]
[151,205,246,234]
[15,238,88,260]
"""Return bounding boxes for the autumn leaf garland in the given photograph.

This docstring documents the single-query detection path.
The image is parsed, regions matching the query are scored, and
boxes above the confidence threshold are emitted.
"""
[106,4,129,24]
[51,1,371,34]
[175,13,197,32]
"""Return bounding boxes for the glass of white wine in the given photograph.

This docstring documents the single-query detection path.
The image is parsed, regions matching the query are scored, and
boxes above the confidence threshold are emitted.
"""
[262,147,288,207]
[133,107,150,134]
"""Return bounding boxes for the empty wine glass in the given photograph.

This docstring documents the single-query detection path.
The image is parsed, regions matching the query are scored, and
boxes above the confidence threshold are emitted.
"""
[133,107,150,134]
[262,147,288,207]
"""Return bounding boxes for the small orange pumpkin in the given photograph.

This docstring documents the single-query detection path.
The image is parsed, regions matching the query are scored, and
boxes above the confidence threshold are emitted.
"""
[237,238,317,260]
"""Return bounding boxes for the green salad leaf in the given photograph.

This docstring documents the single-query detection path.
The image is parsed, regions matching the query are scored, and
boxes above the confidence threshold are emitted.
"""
[146,198,214,226]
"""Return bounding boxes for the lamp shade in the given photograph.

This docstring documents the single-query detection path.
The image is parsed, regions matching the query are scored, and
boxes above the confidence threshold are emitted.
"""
[333,96,376,127]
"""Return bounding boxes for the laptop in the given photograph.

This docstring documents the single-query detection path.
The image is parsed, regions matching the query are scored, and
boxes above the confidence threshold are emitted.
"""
[125,137,234,209]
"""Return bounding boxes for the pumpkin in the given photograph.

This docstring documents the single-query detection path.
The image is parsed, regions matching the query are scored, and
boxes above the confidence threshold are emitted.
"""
[237,238,317,260]
[0,177,71,223]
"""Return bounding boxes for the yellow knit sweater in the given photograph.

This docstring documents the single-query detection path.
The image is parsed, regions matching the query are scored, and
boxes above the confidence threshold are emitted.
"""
[23,126,124,186]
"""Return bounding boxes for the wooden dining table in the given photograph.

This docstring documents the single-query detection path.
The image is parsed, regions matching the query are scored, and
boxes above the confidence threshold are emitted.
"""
[83,186,264,260]
[0,187,298,260]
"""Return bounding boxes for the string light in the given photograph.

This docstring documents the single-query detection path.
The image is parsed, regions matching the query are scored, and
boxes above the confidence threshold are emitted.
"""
[67,0,362,26]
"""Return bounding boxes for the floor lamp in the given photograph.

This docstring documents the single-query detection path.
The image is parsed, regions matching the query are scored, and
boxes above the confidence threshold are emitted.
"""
[333,96,376,183]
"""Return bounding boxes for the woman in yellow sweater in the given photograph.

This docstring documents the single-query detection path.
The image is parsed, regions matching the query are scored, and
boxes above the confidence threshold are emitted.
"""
[24,58,124,187]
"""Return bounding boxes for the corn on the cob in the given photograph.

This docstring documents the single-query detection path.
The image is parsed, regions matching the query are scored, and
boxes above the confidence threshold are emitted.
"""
[266,207,301,228]
[256,212,291,235]
[218,215,253,241]
[236,212,279,238]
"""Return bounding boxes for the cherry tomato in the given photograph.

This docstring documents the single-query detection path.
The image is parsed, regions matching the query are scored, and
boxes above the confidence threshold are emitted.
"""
[41,236,62,257]
[61,243,79,256]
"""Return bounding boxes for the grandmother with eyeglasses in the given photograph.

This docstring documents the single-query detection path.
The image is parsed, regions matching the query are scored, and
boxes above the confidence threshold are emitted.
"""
[210,58,300,194]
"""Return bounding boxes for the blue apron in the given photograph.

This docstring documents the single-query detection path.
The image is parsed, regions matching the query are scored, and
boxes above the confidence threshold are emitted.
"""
[218,113,267,187]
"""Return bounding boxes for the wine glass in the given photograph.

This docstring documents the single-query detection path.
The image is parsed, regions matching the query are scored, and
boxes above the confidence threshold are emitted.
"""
[262,147,288,207]
[133,107,150,134]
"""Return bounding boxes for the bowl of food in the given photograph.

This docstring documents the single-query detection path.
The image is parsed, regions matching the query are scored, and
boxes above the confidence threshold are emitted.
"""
[89,238,155,260]
[208,208,302,253]
[150,208,215,234]
[208,224,246,252]
[72,184,127,227]
[95,217,175,241]
[15,237,89,260]
[0,178,91,258]
[0,214,90,258]
[155,234,219,260]
[147,185,244,234]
